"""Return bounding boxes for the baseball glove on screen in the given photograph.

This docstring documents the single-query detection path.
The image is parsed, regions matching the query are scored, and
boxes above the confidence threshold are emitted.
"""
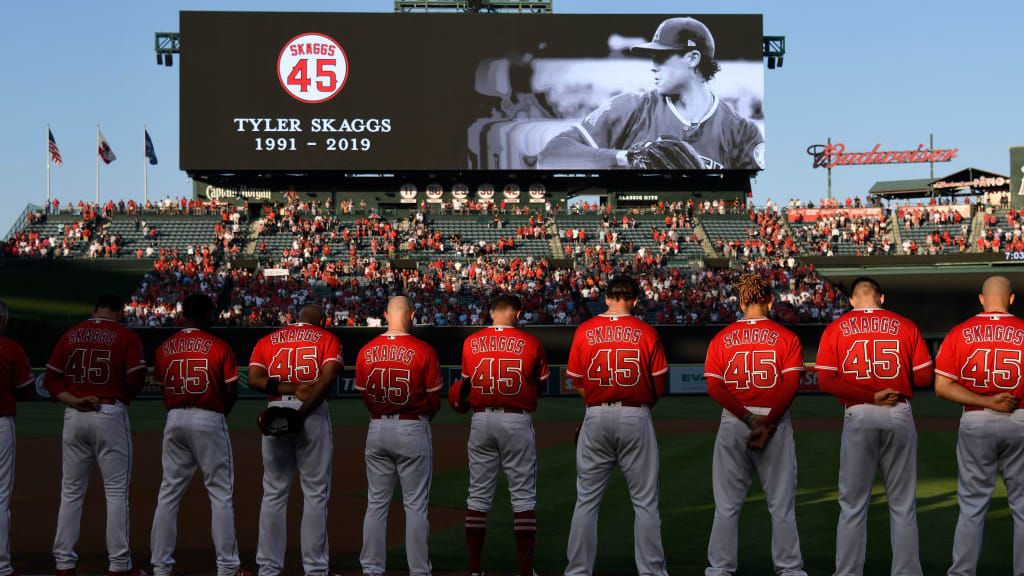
[625,137,703,170]
[258,406,304,437]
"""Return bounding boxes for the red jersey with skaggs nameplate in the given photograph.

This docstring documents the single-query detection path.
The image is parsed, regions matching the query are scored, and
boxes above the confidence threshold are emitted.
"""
[704,317,804,411]
[45,317,146,403]
[461,325,549,412]
[355,333,442,417]
[935,313,1024,398]
[0,336,34,416]
[566,313,668,405]
[816,308,932,402]
[154,328,238,413]
[249,323,343,408]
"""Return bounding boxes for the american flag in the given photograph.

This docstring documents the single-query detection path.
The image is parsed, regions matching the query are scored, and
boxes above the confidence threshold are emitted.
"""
[48,129,63,167]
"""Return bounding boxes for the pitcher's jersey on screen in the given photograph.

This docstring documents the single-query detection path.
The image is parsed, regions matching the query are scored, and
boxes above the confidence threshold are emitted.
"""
[0,337,33,416]
[45,317,146,403]
[154,328,239,413]
[249,322,343,408]
[460,325,549,412]
[566,313,668,405]
[816,308,932,401]
[935,313,1024,398]
[355,333,442,417]
[573,90,764,170]
[704,317,804,407]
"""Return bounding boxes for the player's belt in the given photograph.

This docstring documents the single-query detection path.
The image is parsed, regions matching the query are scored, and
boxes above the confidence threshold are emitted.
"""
[95,398,121,405]
[474,407,525,414]
[588,401,647,408]
[963,405,1020,413]
[372,413,425,421]
[844,397,908,409]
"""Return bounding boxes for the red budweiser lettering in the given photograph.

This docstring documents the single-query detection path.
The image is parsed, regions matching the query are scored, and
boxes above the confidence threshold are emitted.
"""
[807,143,958,169]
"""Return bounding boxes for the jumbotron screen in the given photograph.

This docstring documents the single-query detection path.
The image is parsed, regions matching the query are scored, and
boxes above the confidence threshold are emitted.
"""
[180,11,764,172]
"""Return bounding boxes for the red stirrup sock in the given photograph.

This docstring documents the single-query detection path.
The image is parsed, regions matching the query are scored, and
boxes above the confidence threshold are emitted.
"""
[465,509,488,574]
[513,510,537,576]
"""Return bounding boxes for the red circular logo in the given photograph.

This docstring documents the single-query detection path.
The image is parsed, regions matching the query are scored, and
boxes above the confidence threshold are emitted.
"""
[277,32,348,104]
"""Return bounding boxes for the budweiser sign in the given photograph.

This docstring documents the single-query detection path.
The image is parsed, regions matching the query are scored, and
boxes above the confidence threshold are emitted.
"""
[807,143,958,169]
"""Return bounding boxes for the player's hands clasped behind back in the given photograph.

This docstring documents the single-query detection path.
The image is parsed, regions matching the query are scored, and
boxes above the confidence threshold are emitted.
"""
[873,388,901,406]
[56,391,101,412]
[987,392,1019,413]
[745,415,776,451]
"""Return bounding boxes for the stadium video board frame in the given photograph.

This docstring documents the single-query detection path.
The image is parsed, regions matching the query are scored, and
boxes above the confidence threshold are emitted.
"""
[180,11,764,175]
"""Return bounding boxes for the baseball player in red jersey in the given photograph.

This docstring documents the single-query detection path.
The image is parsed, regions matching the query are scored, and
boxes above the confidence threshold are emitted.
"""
[150,294,250,576]
[564,276,669,576]
[815,277,933,576]
[703,274,807,576]
[247,305,343,576]
[355,296,442,576]
[0,300,36,576]
[933,276,1023,576]
[539,17,764,171]
[448,294,549,576]
[44,294,148,576]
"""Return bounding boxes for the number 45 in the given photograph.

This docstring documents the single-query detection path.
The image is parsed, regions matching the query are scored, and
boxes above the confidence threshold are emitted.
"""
[587,349,641,387]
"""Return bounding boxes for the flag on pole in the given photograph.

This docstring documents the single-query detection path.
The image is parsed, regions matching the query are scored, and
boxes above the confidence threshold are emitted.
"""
[98,128,117,164]
[48,129,63,167]
[144,129,158,165]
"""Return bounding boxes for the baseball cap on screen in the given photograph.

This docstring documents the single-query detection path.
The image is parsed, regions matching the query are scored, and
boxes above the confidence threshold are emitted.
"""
[630,17,716,59]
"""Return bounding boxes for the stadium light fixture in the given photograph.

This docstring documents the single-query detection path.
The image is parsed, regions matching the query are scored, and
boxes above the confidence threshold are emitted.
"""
[762,35,785,70]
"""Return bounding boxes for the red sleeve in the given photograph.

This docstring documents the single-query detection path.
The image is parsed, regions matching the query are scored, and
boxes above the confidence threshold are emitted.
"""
[648,329,668,378]
[249,339,269,369]
[703,337,725,381]
[781,331,805,376]
[934,332,960,381]
[535,340,550,383]
[220,341,239,412]
[908,325,934,388]
[460,338,474,380]
[44,334,69,397]
[424,347,443,394]
[817,369,875,404]
[323,334,343,368]
[566,326,587,379]
[764,370,800,427]
[124,332,147,398]
[814,325,838,373]
[353,346,367,391]
[152,347,167,385]
[706,375,750,421]
[12,343,33,389]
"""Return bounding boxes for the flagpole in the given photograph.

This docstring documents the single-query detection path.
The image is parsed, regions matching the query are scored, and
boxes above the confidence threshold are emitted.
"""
[96,125,100,205]
[46,125,51,213]
[144,125,149,205]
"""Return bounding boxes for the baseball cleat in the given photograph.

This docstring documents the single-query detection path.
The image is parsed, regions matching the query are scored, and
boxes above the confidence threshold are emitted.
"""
[107,569,148,576]
[55,569,76,576]
[233,569,254,576]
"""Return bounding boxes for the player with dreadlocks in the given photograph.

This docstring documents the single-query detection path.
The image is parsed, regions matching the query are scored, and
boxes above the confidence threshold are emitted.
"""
[702,274,808,576]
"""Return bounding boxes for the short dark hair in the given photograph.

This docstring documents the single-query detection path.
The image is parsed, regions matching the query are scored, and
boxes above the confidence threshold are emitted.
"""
[696,54,720,81]
[94,294,123,313]
[850,276,882,297]
[606,275,641,302]
[182,293,215,324]
[490,293,522,312]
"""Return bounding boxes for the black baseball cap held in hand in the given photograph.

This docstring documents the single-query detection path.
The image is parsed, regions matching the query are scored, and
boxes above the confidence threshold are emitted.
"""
[630,17,716,59]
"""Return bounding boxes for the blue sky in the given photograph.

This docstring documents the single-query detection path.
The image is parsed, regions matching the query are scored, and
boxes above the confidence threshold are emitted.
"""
[2,0,1022,235]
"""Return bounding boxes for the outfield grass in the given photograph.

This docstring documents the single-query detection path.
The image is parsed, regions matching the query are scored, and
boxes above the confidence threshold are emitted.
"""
[16,395,1010,575]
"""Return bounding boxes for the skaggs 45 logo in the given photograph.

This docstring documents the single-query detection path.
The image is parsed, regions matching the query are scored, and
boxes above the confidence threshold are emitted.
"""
[277,32,349,103]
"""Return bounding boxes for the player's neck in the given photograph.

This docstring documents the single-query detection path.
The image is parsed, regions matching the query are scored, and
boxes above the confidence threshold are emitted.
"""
[669,84,713,118]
